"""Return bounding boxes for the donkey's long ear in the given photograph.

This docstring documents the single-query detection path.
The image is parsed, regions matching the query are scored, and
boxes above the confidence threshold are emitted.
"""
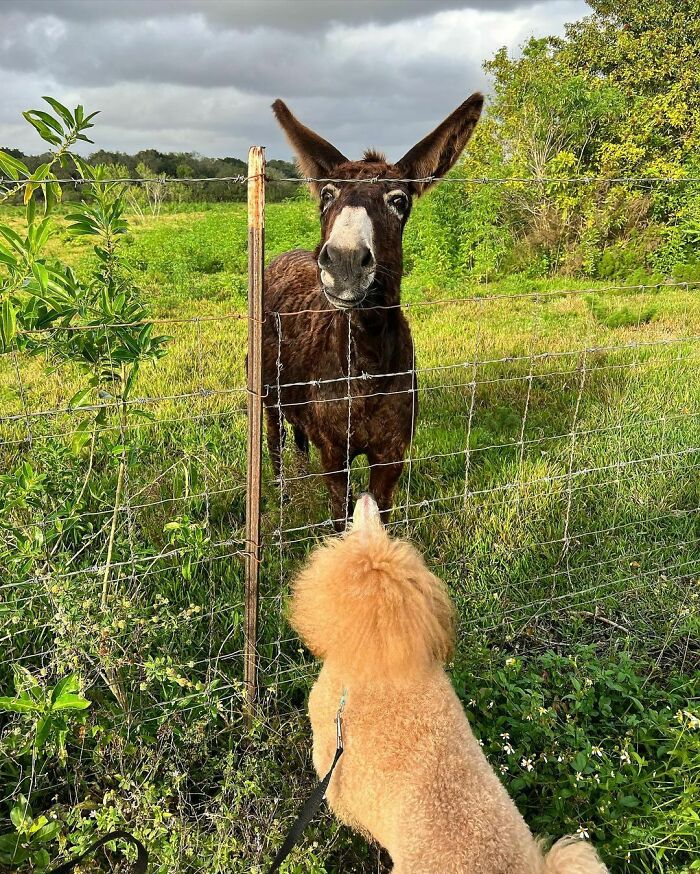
[272,100,348,196]
[397,92,484,195]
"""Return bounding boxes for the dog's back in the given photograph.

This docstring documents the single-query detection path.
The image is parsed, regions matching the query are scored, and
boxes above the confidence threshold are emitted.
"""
[309,662,544,873]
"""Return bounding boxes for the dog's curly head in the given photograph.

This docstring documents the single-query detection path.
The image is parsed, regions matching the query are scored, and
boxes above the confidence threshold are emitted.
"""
[289,495,455,676]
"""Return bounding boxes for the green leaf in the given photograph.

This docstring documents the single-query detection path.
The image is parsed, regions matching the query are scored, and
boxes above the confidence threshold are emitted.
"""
[130,408,156,422]
[51,693,90,711]
[35,715,52,750]
[70,419,93,456]
[0,832,23,853]
[34,847,51,870]
[32,821,60,844]
[0,225,25,253]
[0,150,29,180]
[26,195,37,228]
[0,246,16,268]
[42,97,75,128]
[31,163,52,183]
[50,674,80,704]
[10,797,32,833]
[0,695,37,713]
[45,180,62,213]
[123,361,140,400]
[0,832,29,865]
[22,112,62,147]
[1,299,17,349]
[32,262,49,294]
[28,815,48,835]
[571,751,588,772]
[619,795,639,808]
[34,217,53,250]
[29,111,64,138]
[68,387,93,410]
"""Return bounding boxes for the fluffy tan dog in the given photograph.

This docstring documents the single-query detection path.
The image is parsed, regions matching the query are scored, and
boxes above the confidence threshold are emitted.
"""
[289,494,608,874]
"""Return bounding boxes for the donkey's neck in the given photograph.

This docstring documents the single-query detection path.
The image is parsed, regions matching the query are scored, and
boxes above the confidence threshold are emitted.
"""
[342,298,403,374]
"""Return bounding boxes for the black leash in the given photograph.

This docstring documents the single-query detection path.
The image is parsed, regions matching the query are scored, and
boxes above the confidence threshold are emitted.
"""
[49,830,148,873]
[48,700,347,874]
[268,697,347,873]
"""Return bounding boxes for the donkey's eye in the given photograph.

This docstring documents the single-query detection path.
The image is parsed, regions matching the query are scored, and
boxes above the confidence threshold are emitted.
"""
[320,187,336,209]
[387,192,408,214]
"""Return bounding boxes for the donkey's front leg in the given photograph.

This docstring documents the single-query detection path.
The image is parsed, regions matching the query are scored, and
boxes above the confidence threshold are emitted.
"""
[320,446,354,532]
[265,405,284,481]
[368,451,404,524]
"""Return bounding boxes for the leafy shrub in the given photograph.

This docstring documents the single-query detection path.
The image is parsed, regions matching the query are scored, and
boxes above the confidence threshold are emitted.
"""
[454,647,700,873]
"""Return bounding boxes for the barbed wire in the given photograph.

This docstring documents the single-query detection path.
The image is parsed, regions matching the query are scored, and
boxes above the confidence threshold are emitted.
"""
[4,173,700,187]
[0,175,250,187]
[276,175,700,186]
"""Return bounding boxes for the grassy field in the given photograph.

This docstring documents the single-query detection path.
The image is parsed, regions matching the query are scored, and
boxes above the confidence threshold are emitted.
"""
[1,199,699,872]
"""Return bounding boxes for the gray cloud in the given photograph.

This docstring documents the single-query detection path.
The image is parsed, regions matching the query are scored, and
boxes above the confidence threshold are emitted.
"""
[2,1,538,29]
[1,1,590,159]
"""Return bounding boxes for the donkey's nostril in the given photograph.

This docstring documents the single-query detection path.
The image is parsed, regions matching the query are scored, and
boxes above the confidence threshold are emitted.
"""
[360,247,375,270]
[318,243,334,271]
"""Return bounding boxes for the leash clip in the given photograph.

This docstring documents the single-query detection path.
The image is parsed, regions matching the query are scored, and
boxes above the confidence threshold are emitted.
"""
[335,711,343,751]
[335,687,348,751]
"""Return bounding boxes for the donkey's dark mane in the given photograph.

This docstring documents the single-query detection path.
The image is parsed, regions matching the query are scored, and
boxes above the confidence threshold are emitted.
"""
[362,149,387,163]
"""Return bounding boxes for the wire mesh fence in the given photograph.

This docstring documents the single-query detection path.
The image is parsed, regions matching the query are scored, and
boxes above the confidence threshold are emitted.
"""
[1,157,699,869]
[260,278,700,688]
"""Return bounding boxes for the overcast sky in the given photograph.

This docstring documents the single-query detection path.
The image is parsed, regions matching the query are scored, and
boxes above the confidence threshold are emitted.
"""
[2,0,590,161]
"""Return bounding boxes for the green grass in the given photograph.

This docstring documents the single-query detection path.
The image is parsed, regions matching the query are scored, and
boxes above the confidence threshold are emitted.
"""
[0,201,698,872]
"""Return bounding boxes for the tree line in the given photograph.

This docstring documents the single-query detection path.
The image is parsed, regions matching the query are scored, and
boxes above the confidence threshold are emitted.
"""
[0,147,301,205]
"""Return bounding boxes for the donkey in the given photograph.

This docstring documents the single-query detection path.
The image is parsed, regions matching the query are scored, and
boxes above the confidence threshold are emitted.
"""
[263,93,483,529]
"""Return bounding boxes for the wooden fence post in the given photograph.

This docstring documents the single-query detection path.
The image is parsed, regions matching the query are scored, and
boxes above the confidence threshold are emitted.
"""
[245,146,265,712]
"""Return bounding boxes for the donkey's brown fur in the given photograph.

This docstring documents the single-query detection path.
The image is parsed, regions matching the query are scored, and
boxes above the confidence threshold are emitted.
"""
[263,94,483,529]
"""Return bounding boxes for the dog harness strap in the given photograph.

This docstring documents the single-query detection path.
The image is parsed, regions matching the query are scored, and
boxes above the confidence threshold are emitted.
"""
[49,830,148,873]
[267,744,344,873]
